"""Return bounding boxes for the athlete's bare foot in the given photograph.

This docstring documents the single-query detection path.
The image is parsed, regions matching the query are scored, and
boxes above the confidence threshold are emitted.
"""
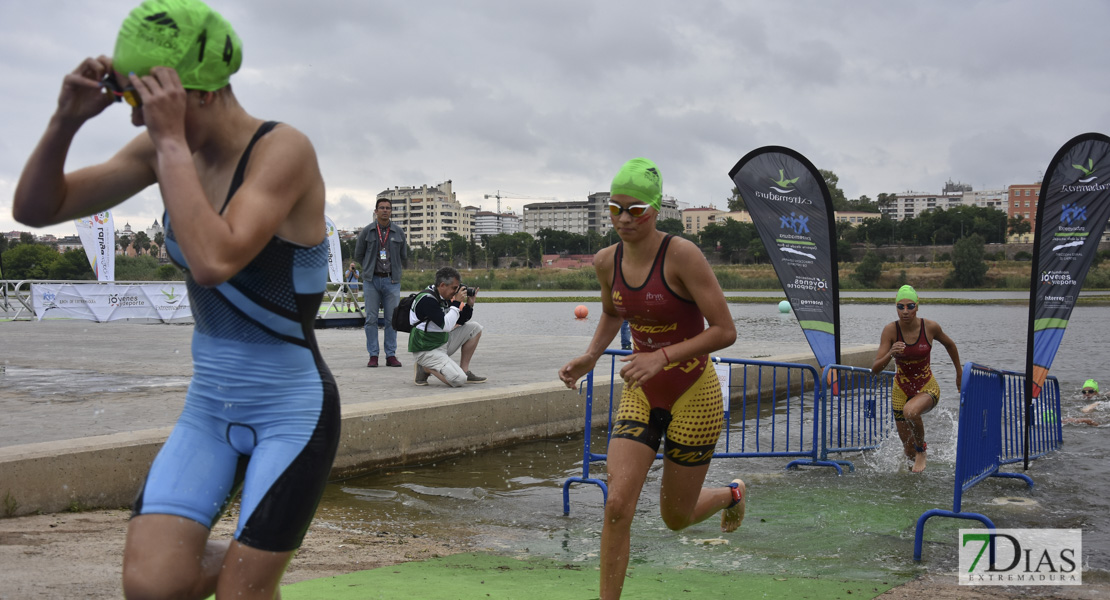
[911,449,927,473]
[721,479,746,533]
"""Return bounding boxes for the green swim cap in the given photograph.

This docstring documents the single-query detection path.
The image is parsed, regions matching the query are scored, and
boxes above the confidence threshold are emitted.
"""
[610,158,663,211]
[113,0,242,92]
[895,285,919,304]
[1084,379,1099,392]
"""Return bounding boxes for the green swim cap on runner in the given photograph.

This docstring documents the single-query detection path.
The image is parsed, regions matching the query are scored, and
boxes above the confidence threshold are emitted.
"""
[113,0,242,92]
[1084,379,1099,392]
[895,285,919,304]
[610,158,663,211]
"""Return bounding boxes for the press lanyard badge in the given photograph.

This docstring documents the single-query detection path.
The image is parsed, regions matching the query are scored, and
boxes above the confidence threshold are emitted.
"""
[376,224,390,262]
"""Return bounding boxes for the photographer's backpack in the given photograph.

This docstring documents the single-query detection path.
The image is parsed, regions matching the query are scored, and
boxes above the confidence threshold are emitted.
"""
[392,291,429,333]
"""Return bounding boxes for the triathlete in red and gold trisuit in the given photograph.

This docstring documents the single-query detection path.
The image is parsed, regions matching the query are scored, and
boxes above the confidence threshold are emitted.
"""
[891,318,940,421]
[558,158,744,600]
[872,285,962,474]
[610,235,721,466]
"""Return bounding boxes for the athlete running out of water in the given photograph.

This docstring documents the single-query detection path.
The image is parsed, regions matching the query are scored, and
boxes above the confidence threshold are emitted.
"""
[558,158,743,600]
[12,1,337,598]
[872,285,962,473]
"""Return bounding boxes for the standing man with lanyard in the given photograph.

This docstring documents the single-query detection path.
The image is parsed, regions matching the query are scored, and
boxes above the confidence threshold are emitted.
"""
[354,197,408,367]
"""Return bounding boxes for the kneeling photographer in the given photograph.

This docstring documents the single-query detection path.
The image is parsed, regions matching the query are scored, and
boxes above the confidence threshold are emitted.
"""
[407,266,486,386]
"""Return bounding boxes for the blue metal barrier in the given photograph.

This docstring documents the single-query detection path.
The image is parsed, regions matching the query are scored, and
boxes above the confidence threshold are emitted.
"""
[913,362,1062,561]
[561,367,610,514]
[806,364,895,472]
[1000,370,1063,464]
[563,351,848,515]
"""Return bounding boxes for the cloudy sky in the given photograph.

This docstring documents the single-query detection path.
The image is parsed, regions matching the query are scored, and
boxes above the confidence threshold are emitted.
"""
[3,0,1109,238]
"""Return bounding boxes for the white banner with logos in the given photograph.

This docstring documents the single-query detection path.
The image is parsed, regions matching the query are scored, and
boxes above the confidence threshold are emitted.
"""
[714,362,731,415]
[74,211,116,282]
[324,215,343,284]
[31,283,191,322]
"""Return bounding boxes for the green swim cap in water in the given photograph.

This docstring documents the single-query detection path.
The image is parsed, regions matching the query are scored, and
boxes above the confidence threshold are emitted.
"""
[611,158,663,211]
[1084,379,1099,392]
[895,285,919,304]
[113,0,242,92]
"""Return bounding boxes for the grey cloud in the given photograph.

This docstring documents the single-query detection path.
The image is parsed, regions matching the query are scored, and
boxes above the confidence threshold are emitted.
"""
[6,1,1110,236]
[326,194,373,228]
[949,129,1057,188]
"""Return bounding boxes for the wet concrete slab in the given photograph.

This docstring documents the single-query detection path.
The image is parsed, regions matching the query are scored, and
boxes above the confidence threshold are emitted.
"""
[0,319,874,515]
[0,320,825,448]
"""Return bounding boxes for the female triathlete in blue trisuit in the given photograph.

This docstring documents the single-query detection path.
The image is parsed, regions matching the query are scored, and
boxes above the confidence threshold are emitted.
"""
[12,1,337,597]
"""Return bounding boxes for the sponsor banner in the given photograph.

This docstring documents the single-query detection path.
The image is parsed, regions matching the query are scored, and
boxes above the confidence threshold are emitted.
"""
[74,211,115,282]
[959,528,1081,586]
[31,283,192,322]
[729,146,841,367]
[714,362,731,414]
[325,215,343,284]
[1026,133,1110,399]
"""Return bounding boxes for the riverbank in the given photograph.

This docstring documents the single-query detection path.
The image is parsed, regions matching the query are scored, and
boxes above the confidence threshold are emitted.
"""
[0,508,460,599]
[3,509,1106,599]
[394,259,1110,295]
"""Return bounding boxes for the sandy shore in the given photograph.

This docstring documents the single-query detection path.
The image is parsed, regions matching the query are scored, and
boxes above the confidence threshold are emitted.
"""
[0,509,463,600]
[1,509,1104,600]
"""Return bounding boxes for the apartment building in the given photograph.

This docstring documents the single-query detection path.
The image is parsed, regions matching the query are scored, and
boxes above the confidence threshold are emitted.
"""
[55,236,84,253]
[523,192,681,236]
[658,196,682,223]
[716,211,753,224]
[1007,183,1039,242]
[881,192,965,220]
[962,189,1007,210]
[879,185,1007,222]
[834,211,881,224]
[682,207,726,235]
[377,180,471,248]
[472,210,522,241]
[523,197,595,236]
[683,208,880,229]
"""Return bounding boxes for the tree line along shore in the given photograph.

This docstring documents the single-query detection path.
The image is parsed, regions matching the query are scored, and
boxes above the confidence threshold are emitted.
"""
[5,234,1110,302]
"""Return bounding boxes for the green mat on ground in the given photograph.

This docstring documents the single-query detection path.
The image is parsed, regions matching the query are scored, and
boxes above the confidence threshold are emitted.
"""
[282,552,904,599]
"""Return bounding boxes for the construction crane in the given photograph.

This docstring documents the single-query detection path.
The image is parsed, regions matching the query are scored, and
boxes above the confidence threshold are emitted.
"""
[483,190,555,215]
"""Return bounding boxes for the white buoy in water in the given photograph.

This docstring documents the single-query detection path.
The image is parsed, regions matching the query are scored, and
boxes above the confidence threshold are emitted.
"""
[778,300,790,313]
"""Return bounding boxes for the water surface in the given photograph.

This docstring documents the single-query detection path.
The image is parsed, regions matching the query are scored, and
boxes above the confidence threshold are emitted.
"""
[318,300,1110,579]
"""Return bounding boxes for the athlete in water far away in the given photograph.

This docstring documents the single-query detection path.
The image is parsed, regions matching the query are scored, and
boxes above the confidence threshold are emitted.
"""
[1064,379,1105,425]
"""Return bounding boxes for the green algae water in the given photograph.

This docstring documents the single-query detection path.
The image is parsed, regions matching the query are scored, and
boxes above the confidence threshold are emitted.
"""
[309,302,1110,588]
[314,420,1106,586]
